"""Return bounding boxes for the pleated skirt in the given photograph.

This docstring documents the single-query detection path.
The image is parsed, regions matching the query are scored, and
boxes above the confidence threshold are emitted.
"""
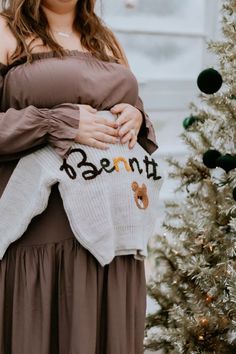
[0,185,147,354]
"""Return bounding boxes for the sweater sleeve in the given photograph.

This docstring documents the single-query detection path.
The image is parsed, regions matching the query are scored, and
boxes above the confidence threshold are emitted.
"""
[0,71,80,162]
[134,95,158,155]
[0,151,57,258]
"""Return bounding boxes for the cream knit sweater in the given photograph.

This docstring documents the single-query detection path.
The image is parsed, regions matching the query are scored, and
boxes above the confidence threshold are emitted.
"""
[0,111,163,266]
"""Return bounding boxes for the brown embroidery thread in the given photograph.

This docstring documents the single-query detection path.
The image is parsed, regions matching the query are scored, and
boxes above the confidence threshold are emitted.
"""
[131,181,149,209]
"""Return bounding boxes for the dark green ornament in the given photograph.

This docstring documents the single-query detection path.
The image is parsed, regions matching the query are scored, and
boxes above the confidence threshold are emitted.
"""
[233,187,236,201]
[203,149,221,169]
[216,154,236,173]
[197,68,223,94]
[183,116,198,129]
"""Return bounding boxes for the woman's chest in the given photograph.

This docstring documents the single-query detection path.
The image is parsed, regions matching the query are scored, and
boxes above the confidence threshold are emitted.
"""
[1,54,139,110]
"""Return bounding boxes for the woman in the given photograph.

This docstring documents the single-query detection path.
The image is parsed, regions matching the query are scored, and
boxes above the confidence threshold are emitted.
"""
[0,0,158,353]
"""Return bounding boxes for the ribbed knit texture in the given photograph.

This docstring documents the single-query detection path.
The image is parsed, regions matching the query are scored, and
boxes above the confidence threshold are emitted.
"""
[0,111,163,266]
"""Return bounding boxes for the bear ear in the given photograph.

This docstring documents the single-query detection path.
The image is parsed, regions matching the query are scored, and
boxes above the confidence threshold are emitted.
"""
[142,183,147,191]
[131,181,138,191]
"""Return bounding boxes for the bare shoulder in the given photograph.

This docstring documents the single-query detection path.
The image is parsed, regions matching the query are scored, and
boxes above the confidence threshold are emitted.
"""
[0,15,17,65]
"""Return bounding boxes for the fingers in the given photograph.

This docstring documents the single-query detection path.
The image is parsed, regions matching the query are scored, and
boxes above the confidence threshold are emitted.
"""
[110,103,129,114]
[94,131,120,144]
[119,130,134,145]
[128,133,137,149]
[95,117,118,129]
[96,122,119,136]
[115,111,130,127]
[89,138,110,150]
[118,121,134,138]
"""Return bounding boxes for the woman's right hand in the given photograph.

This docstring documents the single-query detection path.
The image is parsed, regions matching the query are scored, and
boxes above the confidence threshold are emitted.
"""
[74,104,120,150]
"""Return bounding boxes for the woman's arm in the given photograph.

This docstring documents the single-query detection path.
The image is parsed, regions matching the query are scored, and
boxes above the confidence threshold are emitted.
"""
[0,19,80,162]
[0,86,80,162]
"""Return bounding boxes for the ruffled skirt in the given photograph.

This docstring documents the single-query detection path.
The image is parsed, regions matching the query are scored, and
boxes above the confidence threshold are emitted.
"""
[0,222,147,354]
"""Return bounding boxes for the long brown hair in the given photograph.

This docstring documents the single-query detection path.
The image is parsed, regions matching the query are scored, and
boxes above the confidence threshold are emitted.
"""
[0,0,127,65]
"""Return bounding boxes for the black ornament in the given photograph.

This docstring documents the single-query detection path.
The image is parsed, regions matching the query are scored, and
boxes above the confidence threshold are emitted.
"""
[233,187,236,201]
[197,68,223,94]
[216,154,236,173]
[203,150,221,169]
[183,116,198,129]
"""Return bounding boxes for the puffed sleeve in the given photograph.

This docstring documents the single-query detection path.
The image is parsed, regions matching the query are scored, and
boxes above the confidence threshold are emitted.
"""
[135,95,158,155]
[0,68,80,162]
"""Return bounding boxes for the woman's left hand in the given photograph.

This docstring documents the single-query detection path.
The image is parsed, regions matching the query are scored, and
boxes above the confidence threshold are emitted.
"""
[110,103,143,149]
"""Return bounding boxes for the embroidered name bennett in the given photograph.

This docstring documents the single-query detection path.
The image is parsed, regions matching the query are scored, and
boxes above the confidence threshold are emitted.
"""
[59,147,162,181]
[0,111,164,266]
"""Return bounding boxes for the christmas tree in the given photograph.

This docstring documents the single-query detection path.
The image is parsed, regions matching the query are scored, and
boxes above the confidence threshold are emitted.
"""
[144,1,236,353]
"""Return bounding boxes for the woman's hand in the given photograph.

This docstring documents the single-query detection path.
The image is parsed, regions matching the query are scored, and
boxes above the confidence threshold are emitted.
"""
[74,104,120,150]
[110,103,143,149]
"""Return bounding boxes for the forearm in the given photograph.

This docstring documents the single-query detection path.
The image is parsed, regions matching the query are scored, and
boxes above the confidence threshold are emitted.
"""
[0,103,80,162]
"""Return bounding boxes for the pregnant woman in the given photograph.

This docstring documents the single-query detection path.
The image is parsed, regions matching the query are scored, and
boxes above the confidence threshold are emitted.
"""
[0,0,159,353]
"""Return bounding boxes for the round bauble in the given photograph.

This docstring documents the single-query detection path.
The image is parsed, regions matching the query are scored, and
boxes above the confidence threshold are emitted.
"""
[183,116,198,129]
[199,317,209,327]
[216,154,236,173]
[203,149,221,169]
[197,68,223,94]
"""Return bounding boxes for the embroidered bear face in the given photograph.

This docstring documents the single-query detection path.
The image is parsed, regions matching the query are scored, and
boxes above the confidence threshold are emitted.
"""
[131,181,149,210]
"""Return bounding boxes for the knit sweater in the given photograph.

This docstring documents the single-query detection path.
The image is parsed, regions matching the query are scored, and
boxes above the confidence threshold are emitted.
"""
[0,110,163,266]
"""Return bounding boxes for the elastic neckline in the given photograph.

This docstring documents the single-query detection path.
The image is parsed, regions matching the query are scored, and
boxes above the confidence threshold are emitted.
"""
[0,49,118,73]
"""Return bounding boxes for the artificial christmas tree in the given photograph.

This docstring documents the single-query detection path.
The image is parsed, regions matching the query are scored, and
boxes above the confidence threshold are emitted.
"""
[144,1,236,353]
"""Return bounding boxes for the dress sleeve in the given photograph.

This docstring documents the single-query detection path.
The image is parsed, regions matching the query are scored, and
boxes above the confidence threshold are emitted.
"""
[134,95,158,155]
[0,70,80,162]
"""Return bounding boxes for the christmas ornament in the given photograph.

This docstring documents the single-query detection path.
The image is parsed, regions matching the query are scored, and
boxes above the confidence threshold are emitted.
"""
[203,150,236,173]
[216,154,236,173]
[199,317,209,327]
[203,149,221,169]
[183,116,198,129]
[197,68,223,94]
[233,187,236,201]
[205,294,214,304]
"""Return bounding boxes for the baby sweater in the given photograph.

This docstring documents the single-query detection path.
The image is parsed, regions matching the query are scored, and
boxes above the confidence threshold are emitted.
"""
[0,110,163,266]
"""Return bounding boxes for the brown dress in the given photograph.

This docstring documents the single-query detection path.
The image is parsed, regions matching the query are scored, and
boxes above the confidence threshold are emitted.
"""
[0,50,158,354]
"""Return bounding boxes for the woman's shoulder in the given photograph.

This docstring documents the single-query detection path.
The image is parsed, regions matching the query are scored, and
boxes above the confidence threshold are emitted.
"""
[0,15,18,66]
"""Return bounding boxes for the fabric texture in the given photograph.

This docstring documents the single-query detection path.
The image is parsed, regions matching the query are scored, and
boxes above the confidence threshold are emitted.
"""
[0,110,163,266]
[0,50,159,353]
[0,219,147,354]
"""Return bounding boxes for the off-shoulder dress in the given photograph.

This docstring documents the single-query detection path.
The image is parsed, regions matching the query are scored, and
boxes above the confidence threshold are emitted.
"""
[0,50,158,354]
